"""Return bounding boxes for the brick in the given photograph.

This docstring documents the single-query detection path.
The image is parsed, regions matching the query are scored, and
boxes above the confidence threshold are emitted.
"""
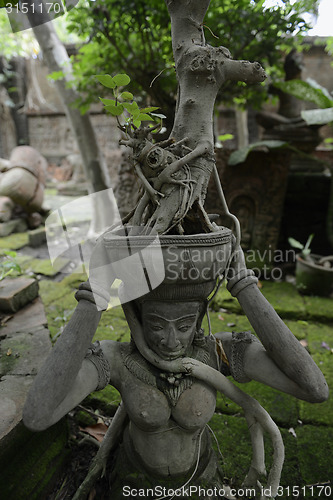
[28,227,46,248]
[0,277,39,313]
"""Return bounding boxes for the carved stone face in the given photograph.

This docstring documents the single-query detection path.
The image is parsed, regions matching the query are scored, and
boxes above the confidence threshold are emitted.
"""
[142,301,200,361]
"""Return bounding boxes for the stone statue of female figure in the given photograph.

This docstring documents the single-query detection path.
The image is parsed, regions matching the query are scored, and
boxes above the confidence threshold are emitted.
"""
[23,234,328,499]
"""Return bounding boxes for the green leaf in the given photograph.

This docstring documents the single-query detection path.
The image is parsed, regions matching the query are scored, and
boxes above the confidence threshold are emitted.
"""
[228,140,287,166]
[48,71,64,81]
[137,113,154,121]
[288,237,304,250]
[95,75,116,89]
[150,113,166,119]
[140,106,160,113]
[113,74,131,87]
[121,91,134,100]
[133,119,142,128]
[301,108,333,125]
[123,102,139,113]
[304,233,314,252]
[99,98,116,106]
[2,250,16,257]
[104,103,124,116]
[274,80,333,109]
[218,133,234,142]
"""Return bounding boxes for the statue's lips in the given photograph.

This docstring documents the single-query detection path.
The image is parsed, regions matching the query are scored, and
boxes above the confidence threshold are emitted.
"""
[157,348,184,360]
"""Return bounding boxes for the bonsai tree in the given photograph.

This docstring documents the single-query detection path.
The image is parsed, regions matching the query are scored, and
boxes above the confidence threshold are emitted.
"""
[98,1,266,235]
[66,0,320,122]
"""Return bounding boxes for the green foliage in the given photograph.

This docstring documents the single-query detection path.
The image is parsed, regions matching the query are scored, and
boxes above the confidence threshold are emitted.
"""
[205,0,320,109]
[274,79,333,126]
[218,133,234,142]
[97,72,160,129]
[65,0,319,116]
[301,107,333,125]
[274,79,333,109]
[0,250,22,280]
[228,139,287,165]
[288,234,314,258]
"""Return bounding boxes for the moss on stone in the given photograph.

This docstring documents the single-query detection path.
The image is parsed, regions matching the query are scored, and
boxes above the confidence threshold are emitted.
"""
[24,257,70,277]
[209,414,309,490]
[0,419,69,500]
[210,282,242,314]
[0,232,29,250]
[246,382,299,427]
[209,413,256,488]
[0,347,18,375]
[83,386,121,415]
[15,254,35,268]
[94,306,130,343]
[297,425,333,485]
[303,295,333,322]
[215,379,298,427]
[283,319,309,340]
[61,272,87,288]
[39,279,75,307]
[207,309,252,335]
[259,281,306,318]
[74,409,97,427]
[279,428,304,489]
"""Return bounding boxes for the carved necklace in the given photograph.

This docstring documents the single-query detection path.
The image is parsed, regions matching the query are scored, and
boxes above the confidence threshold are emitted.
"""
[120,342,211,407]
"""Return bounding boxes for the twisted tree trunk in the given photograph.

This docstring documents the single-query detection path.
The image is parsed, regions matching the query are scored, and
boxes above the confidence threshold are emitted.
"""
[127,0,266,234]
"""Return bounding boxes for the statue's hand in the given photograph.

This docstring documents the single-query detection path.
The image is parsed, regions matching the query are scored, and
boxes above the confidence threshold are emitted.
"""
[181,357,201,375]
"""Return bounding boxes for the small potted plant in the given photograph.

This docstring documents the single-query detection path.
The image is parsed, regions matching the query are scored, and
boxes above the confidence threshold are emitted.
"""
[288,234,333,296]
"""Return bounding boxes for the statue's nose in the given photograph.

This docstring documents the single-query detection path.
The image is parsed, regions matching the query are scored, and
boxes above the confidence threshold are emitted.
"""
[161,325,180,349]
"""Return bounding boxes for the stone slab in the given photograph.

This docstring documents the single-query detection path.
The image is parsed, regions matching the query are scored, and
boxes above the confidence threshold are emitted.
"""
[0,375,35,439]
[0,328,52,377]
[28,226,47,248]
[0,297,47,336]
[0,232,29,250]
[0,218,28,237]
[0,220,18,237]
[0,277,39,313]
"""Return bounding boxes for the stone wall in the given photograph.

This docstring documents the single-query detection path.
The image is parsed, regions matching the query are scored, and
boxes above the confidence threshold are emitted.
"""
[28,113,120,163]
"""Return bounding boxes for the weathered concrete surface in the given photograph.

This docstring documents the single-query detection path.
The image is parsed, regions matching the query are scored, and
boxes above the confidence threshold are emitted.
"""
[0,299,52,440]
[0,296,68,500]
[0,297,47,336]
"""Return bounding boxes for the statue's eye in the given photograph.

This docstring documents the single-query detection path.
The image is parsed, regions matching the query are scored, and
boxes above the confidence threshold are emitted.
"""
[178,324,191,333]
[150,324,164,332]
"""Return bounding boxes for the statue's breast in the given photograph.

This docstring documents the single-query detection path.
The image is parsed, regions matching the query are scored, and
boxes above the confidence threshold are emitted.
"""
[121,370,216,432]
[172,380,216,430]
[120,344,217,432]
[121,375,172,431]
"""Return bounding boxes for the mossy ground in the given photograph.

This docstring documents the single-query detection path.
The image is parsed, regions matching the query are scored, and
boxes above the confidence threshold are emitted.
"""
[1,226,332,495]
